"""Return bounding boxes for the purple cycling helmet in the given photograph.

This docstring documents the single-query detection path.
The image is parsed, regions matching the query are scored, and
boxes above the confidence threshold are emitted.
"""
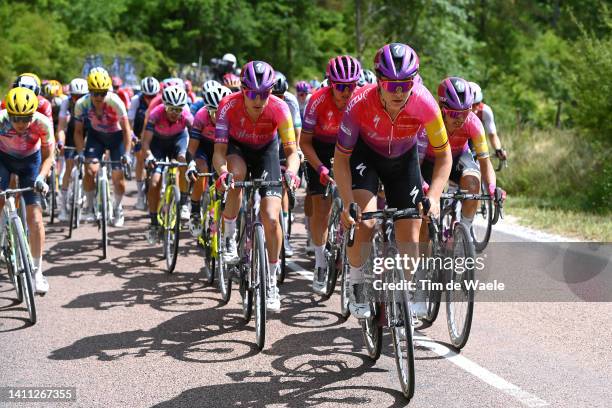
[296,81,311,93]
[240,61,275,91]
[437,77,474,110]
[374,43,419,80]
[326,55,361,83]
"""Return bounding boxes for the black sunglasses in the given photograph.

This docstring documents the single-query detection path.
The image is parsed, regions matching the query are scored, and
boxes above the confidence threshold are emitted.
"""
[9,115,33,123]
[91,91,107,97]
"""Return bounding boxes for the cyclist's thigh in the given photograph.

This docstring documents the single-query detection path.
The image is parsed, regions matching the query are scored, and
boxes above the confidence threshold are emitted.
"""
[195,140,214,171]
[106,130,125,171]
[84,129,106,160]
[378,144,423,213]
[456,149,480,181]
[13,151,42,206]
[226,142,247,179]
[349,140,379,198]
[174,129,189,159]
[246,139,282,200]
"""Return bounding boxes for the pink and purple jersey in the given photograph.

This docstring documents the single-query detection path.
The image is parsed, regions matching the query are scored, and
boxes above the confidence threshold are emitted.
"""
[424,111,489,161]
[191,107,215,143]
[302,87,344,143]
[145,104,193,138]
[74,92,127,133]
[0,110,54,158]
[336,84,449,159]
[215,92,296,150]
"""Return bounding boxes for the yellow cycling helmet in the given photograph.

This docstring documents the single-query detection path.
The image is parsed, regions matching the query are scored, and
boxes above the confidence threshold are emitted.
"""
[43,80,62,98]
[6,87,39,116]
[87,71,112,92]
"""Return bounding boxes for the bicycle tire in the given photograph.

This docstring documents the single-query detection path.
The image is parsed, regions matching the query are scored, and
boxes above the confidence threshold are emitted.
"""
[287,205,292,237]
[49,166,57,224]
[339,242,350,319]
[200,194,215,284]
[100,178,108,259]
[3,237,23,304]
[279,239,286,284]
[240,265,253,322]
[253,224,267,350]
[471,182,493,252]
[68,174,80,238]
[18,195,28,237]
[422,236,443,324]
[361,303,382,360]
[388,277,415,400]
[165,185,181,273]
[218,226,232,304]
[445,222,475,349]
[15,220,36,324]
[322,198,342,299]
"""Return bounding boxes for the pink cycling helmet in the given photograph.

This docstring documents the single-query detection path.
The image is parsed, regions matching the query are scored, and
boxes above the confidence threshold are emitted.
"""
[240,61,275,91]
[326,55,361,83]
[296,81,311,94]
[374,43,419,80]
[437,77,474,110]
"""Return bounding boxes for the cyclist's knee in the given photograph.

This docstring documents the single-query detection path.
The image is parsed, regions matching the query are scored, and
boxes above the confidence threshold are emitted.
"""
[462,173,480,192]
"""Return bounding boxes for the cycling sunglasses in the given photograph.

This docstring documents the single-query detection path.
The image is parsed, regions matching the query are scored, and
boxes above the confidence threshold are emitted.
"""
[91,91,107,98]
[165,105,183,115]
[242,88,272,100]
[330,81,357,92]
[297,92,309,97]
[442,107,470,119]
[9,115,33,123]
[379,79,414,93]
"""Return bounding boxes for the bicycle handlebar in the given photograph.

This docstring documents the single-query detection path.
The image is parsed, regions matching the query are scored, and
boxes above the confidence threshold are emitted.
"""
[0,187,34,197]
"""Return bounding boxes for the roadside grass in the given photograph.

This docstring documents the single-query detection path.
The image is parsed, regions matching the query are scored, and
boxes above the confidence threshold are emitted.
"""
[496,127,611,241]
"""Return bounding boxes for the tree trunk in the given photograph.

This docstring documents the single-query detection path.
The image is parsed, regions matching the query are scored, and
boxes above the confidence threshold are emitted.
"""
[355,0,363,60]
[555,101,562,128]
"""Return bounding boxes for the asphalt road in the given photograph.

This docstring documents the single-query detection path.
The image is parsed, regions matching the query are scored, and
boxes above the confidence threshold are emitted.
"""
[0,186,610,407]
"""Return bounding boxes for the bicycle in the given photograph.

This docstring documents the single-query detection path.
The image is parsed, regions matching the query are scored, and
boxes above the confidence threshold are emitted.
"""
[471,182,505,252]
[65,147,83,239]
[319,178,344,300]
[149,161,186,274]
[90,159,123,260]
[225,171,284,350]
[0,186,40,324]
[347,203,422,400]
[277,163,296,285]
[47,154,59,224]
[420,188,499,349]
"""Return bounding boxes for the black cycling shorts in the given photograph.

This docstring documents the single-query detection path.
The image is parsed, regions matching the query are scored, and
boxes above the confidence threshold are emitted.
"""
[227,138,282,199]
[421,148,479,185]
[306,139,335,196]
[350,139,423,216]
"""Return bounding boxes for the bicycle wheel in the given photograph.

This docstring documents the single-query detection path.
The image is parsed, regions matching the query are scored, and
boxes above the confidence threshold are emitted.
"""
[322,198,342,299]
[100,179,109,259]
[68,174,81,238]
[445,222,475,349]
[339,241,350,319]
[165,185,181,273]
[287,206,292,237]
[277,209,287,284]
[387,268,415,400]
[3,235,23,304]
[18,195,28,237]
[217,222,232,304]
[14,220,36,324]
[361,302,382,360]
[240,265,253,322]
[252,224,267,350]
[422,237,443,324]
[200,194,215,284]
[471,182,493,253]
[49,165,57,224]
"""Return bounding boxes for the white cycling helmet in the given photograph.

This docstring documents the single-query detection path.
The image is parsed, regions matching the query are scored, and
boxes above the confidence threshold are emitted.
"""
[162,85,188,108]
[162,77,185,90]
[318,78,329,89]
[203,83,231,110]
[141,76,160,96]
[69,78,88,95]
[202,79,222,93]
[222,53,237,68]
[469,81,483,104]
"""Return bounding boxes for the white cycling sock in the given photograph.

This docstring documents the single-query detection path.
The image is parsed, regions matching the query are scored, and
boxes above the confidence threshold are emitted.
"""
[268,261,279,287]
[314,245,326,269]
[349,264,365,285]
[223,216,237,239]
[33,257,43,274]
[85,191,95,211]
[136,181,145,196]
[114,193,123,210]
[462,215,474,229]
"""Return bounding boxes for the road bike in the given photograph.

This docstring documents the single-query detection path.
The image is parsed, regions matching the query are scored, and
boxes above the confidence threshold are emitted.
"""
[65,147,83,239]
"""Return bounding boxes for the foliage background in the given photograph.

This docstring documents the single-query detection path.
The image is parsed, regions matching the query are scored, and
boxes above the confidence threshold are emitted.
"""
[0,0,610,214]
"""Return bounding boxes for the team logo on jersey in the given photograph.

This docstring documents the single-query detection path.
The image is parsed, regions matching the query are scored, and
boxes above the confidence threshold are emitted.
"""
[356,162,367,177]
[327,111,333,121]
[340,123,351,136]
[409,185,419,204]
[373,114,380,128]
[240,117,245,127]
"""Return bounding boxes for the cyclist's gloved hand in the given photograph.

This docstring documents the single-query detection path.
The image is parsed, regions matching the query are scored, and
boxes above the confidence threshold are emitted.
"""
[495,148,508,161]
[286,170,300,190]
[145,153,156,169]
[422,180,430,195]
[121,154,132,167]
[186,161,198,182]
[215,171,231,191]
[488,183,507,202]
[56,141,64,152]
[34,175,49,195]
[297,150,305,162]
[317,164,331,186]
[76,152,85,166]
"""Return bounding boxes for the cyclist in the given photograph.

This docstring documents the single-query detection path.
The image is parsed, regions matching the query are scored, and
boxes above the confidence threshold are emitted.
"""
[223,73,241,93]
[42,80,66,130]
[272,71,302,257]
[57,78,89,222]
[295,81,312,120]
[142,85,193,241]
[300,55,361,293]
[184,80,198,104]
[74,70,132,227]
[334,43,452,318]
[213,61,300,312]
[3,73,53,123]
[362,69,376,85]
[186,82,231,236]
[112,76,131,110]
[189,80,219,116]
[0,88,55,294]
[420,77,498,234]
[469,82,507,161]
[128,76,161,210]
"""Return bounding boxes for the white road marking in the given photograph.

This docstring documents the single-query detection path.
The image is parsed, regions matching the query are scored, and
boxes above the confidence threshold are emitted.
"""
[285,261,549,407]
